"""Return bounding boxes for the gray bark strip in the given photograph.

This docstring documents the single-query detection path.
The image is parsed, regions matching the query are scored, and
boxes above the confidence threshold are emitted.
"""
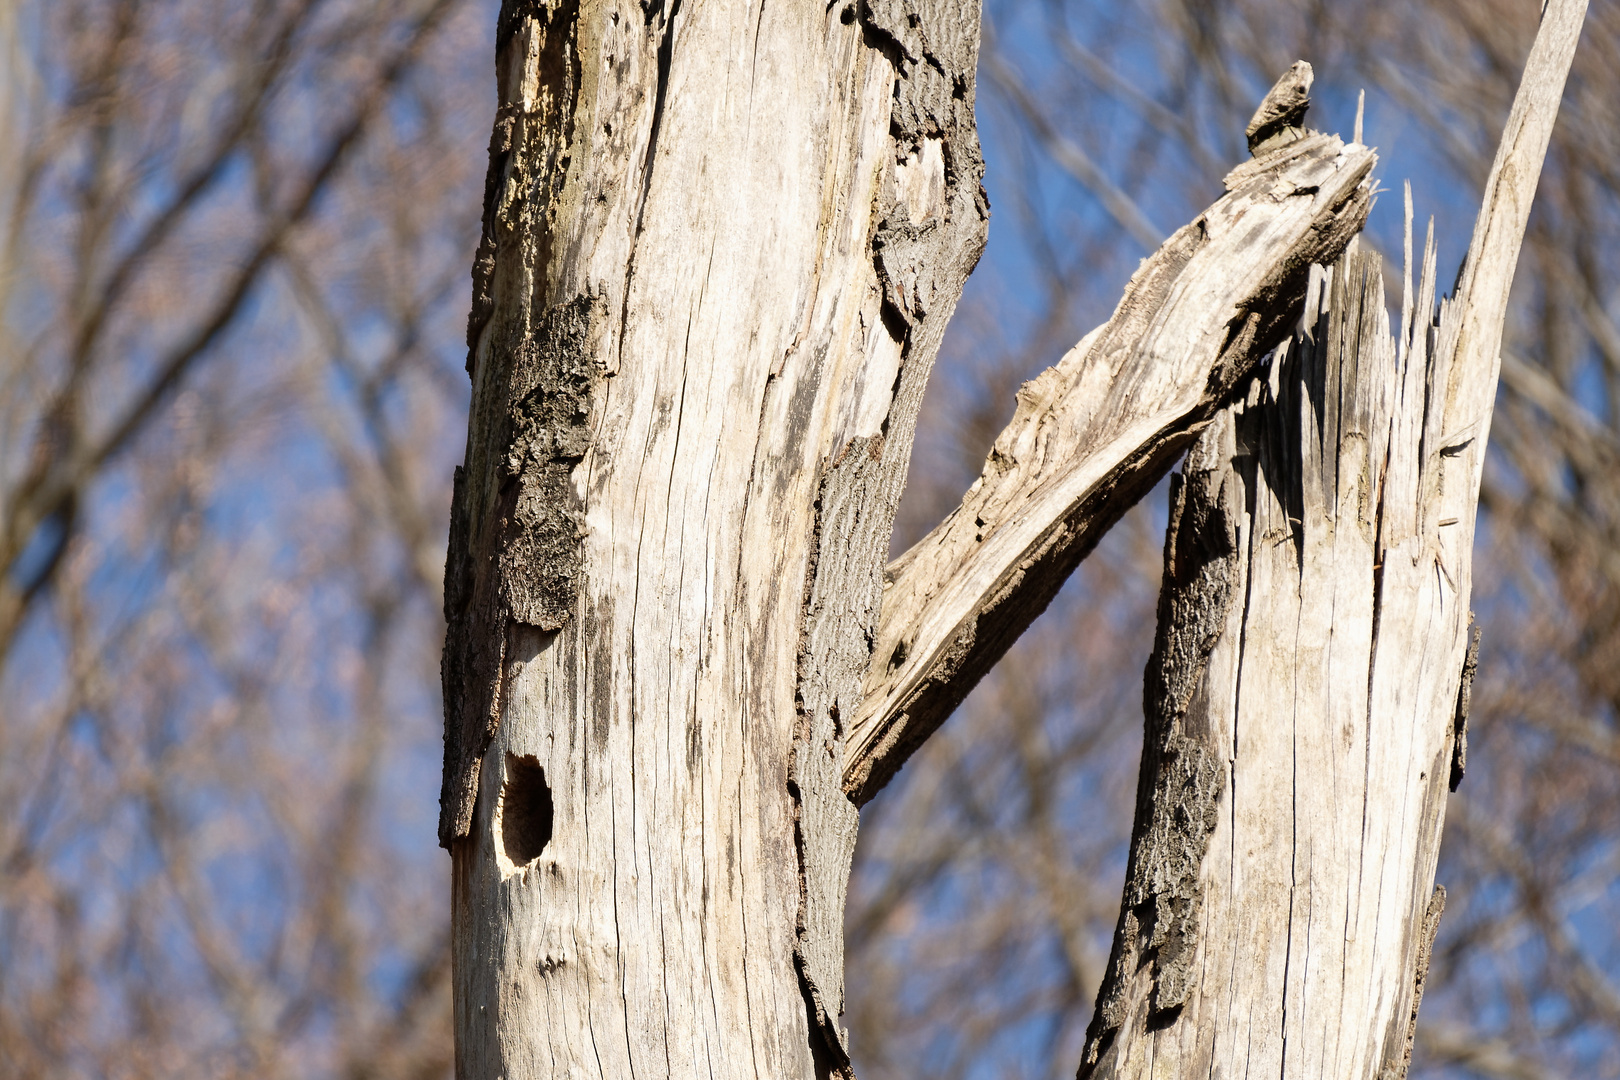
[441,0,594,848]
[441,0,984,1074]
[1081,6,1585,1075]
[1097,424,1241,1035]
[1386,885,1448,1080]
[1451,621,1479,791]
[791,0,988,1066]
[846,106,1376,805]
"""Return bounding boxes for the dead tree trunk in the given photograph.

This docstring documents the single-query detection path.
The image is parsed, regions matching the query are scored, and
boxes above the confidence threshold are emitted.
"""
[438,0,1578,1073]
[1078,4,1586,1077]
[438,0,991,1074]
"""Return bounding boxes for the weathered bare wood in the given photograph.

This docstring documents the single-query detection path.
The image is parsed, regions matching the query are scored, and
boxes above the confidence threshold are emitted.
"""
[846,110,1376,805]
[440,0,987,1075]
[1079,4,1586,1075]
[1076,235,1462,1079]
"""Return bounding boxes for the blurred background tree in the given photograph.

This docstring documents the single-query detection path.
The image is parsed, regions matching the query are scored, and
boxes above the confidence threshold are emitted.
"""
[0,0,1615,1078]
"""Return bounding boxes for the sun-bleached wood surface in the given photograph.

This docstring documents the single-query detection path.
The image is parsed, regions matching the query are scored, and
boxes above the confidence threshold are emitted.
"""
[846,120,1375,804]
[440,0,987,1075]
[440,0,1581,1067]
[1079,3,1587,1076]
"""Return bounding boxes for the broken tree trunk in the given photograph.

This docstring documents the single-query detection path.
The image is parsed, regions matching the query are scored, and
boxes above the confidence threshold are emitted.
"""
[442,7,1380,1077]
[1078,3,1587,1077]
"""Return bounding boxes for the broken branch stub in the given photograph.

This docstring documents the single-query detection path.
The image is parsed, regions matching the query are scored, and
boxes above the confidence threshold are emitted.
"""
[846,94,1374,804]
[1082,241,1456,1076]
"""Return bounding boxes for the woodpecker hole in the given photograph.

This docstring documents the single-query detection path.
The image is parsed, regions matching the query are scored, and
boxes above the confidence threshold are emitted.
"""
[500,753,554,866]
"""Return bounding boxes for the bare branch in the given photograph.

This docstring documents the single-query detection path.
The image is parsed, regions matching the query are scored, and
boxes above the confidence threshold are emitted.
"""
[0,0,456,661]
[1439,0,1591,506]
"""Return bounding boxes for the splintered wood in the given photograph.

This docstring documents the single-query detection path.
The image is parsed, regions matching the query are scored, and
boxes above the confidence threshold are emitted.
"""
[1080,2,1586,1075]
[848,132,1375,805]
[1083,238,1465,1077]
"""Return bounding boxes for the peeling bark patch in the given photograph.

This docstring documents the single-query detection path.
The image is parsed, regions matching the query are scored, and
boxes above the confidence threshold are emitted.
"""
[1122,733,1223,1014]
[441,296,603,847]
[441,0,592,850]
[1081,453,1235,1075]
[466,0,584,362]
[501,294,599,629]
[1451,620,1479,791]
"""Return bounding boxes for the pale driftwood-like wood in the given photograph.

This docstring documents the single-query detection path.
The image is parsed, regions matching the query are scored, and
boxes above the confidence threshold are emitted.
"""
[1079,4,1587,1076]
[1080,243,1445,1078]
[440,0,986,1075]
[846,121,1375,804]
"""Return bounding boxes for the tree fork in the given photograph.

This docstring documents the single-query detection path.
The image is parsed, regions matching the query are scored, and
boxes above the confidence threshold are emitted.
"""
[438,22,1377,1066]
[848,115,1377,805]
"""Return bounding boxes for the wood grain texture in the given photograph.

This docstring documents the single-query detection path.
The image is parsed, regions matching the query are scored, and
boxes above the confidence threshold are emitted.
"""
[846,122,1376,805]
[1082,244,1445,1078]
[440,0,985,1074]
[1080,6,1585,1074]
